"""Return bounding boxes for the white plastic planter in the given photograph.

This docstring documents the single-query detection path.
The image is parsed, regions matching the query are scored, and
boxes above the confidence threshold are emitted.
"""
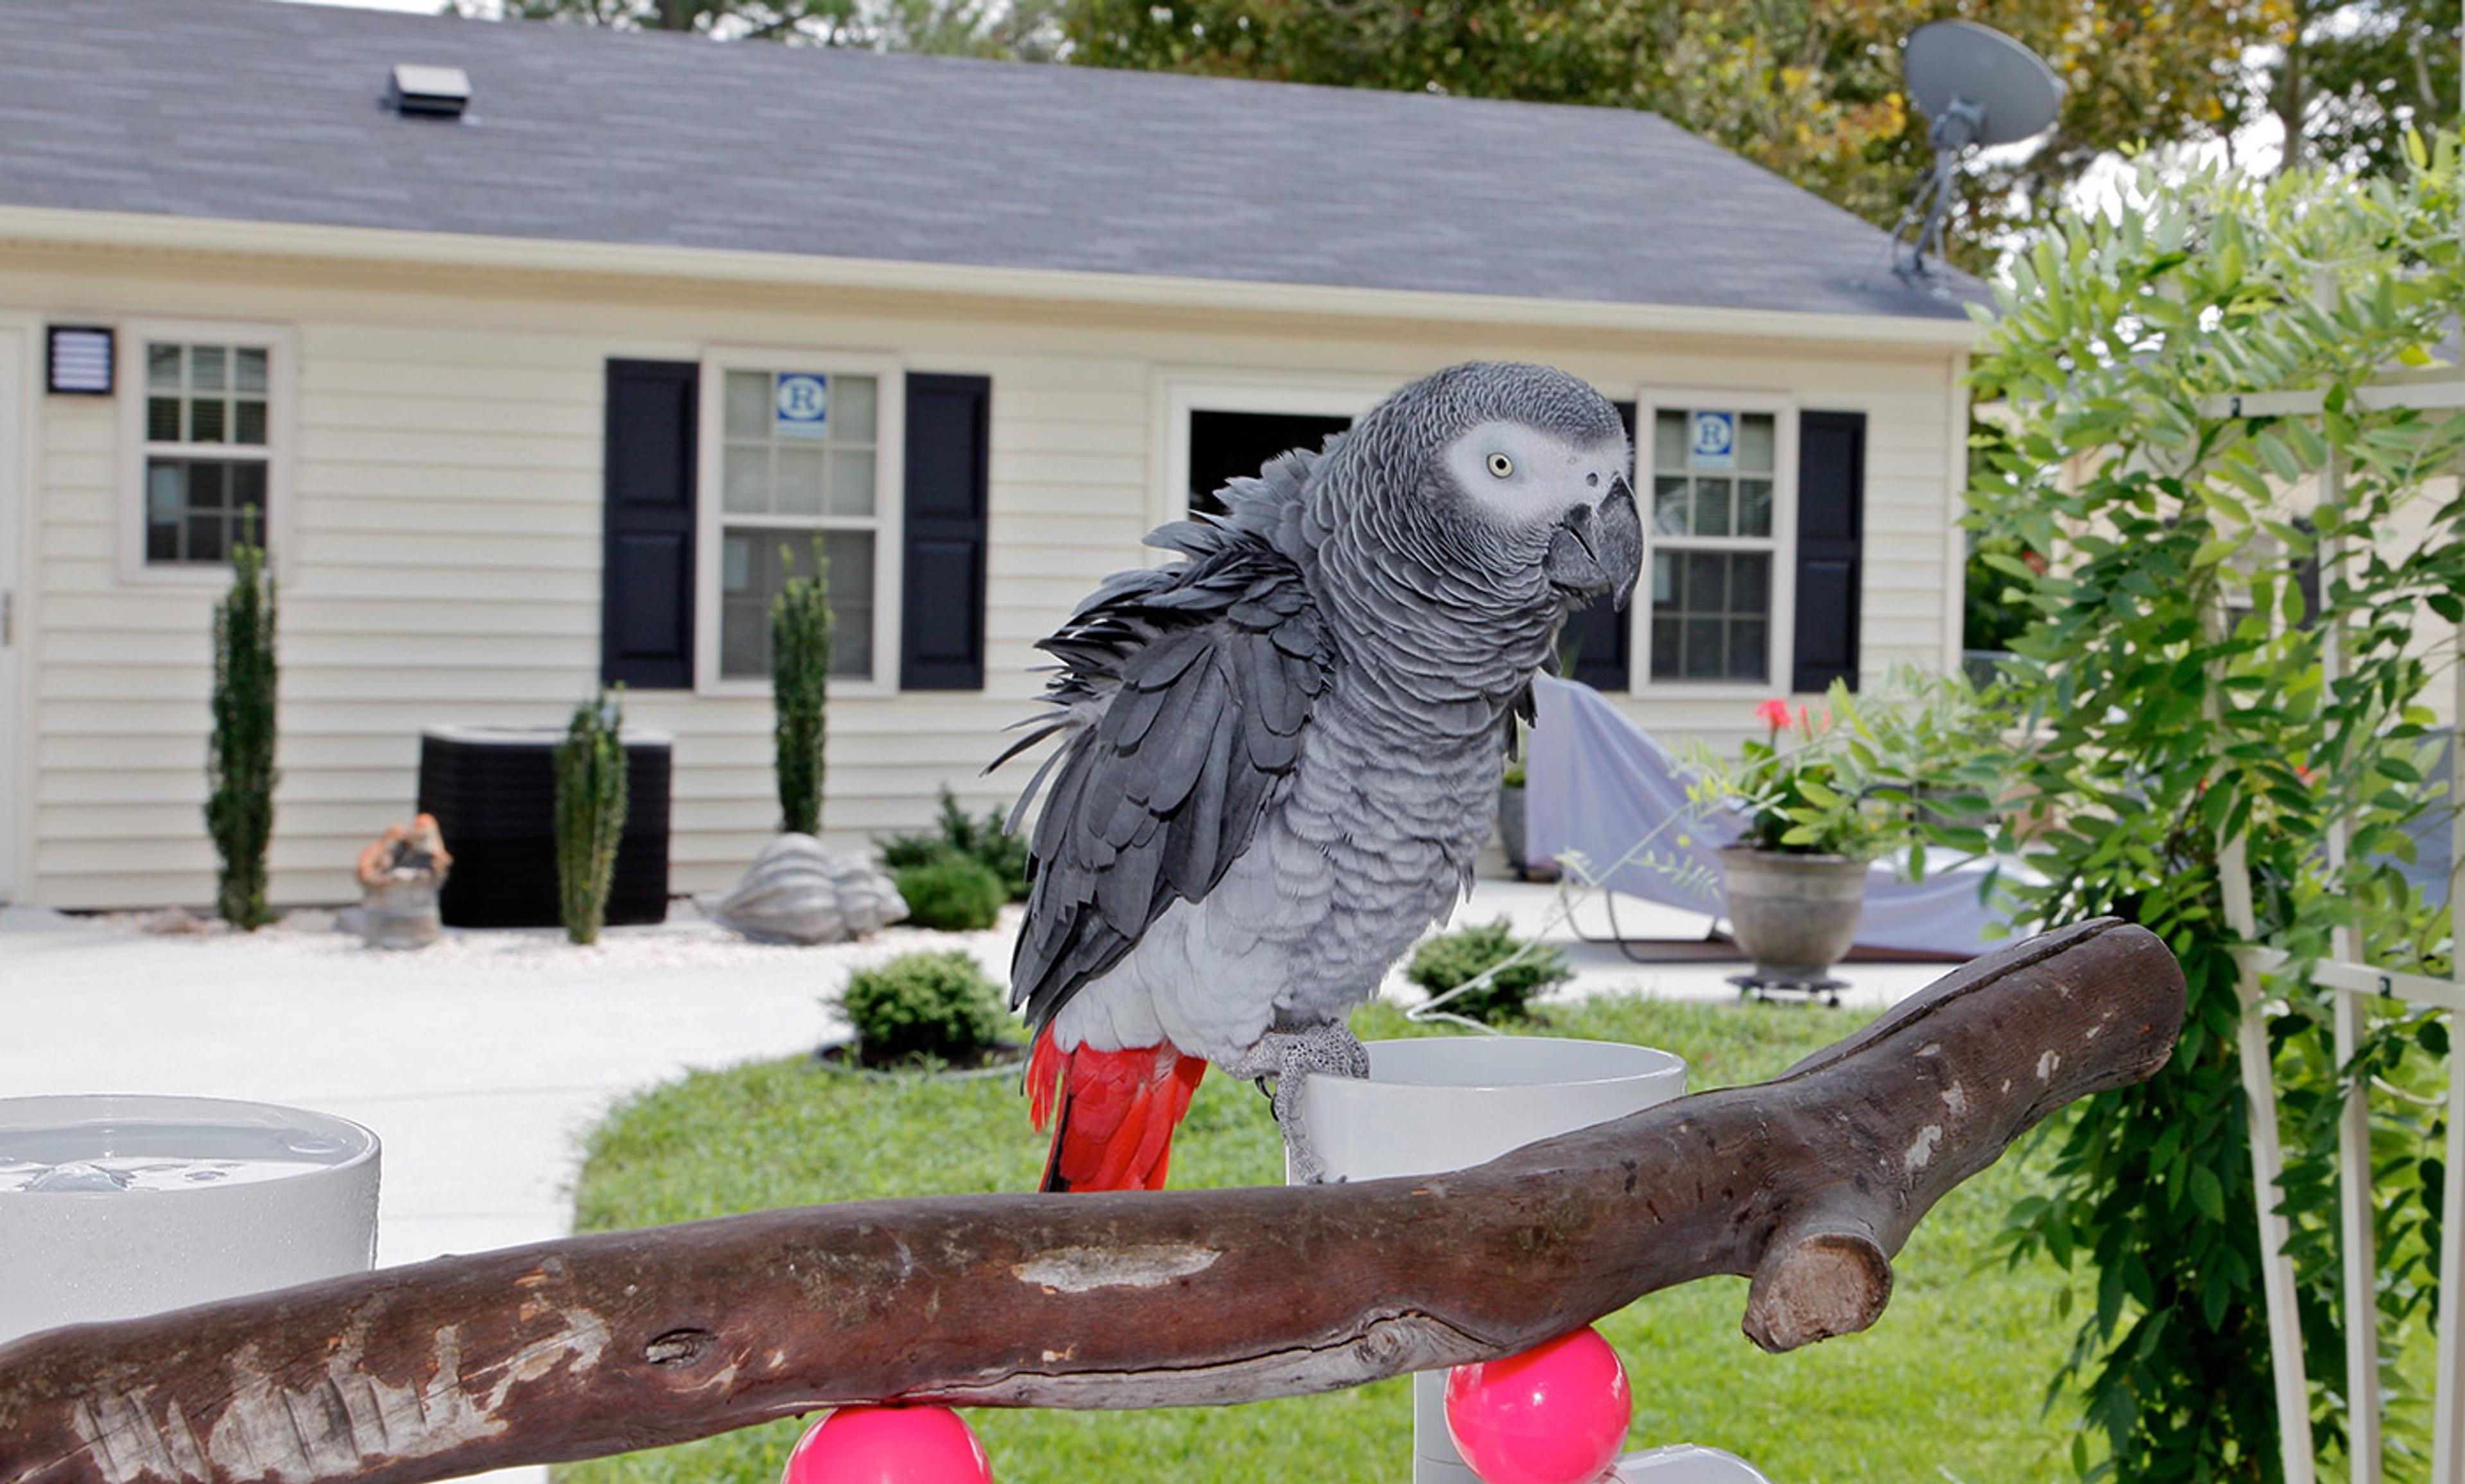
[0,1094,380,1343]
[1293,1037,1680,1484]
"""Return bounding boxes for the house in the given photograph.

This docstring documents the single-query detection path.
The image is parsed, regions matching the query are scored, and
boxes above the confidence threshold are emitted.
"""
[0,0,1984,911]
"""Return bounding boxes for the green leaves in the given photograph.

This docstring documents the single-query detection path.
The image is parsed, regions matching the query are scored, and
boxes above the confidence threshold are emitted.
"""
[1974,129,2465,1483]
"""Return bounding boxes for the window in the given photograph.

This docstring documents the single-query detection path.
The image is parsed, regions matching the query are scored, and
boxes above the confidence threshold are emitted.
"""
[698,355,901,690]
[1186,410,1353,515]
[141,342,272,565]
[1156,376,1387,532]
[1646,406,1782,684]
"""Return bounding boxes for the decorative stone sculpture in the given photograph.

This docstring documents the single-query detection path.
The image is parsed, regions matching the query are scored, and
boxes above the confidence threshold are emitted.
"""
[356,813,451,950]
[700,834,908,945]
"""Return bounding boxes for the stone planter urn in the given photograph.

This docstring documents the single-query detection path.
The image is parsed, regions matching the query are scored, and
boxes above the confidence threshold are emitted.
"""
[355,813,450,950]
[1716,845,1869,996]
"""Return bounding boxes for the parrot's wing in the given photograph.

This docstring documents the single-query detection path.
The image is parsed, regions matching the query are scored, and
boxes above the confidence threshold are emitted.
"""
[999,524,1336,1035]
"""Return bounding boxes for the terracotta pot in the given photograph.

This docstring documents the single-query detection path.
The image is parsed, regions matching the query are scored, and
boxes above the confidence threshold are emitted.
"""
[1717,846,1869,983]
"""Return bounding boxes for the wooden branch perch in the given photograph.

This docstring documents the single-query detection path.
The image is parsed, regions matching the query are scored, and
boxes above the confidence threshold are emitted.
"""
[0,919,2182,1484]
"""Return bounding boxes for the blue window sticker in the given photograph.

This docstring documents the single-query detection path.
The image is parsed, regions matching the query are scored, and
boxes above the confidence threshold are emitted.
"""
[775,373,829,439]
[1688,410,1735,471]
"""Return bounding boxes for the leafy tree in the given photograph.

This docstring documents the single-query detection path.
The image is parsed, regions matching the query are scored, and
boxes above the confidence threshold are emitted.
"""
[206,522,278,930]
[2272,0,2462,177]
[1971,134,2465,1478]
[489,0,1065,56]
[1061,1,2287,263]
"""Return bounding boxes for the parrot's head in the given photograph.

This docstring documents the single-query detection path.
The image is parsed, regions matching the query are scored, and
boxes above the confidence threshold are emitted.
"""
[1325,362,1643,623]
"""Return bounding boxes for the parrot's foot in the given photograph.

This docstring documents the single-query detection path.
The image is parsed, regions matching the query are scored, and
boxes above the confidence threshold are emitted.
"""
[1226,1022,1371,1186]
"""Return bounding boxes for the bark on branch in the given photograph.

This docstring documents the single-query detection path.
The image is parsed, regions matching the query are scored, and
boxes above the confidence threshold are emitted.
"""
[0,919,2183,1484]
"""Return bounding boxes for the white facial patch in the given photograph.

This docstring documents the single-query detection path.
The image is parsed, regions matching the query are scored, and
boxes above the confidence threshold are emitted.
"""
[1442,420,1627,529]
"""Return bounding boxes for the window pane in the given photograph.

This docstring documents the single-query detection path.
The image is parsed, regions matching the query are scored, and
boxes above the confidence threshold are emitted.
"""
[1654,410,1686,472]
[234,348,267,394]
[147,343,181,390]
[1681,617,1724,678]
[147,462,182,519]
[1652,476,1690,536]
[1737,478,1773,538]
[189,462,228,509]
[1731,553,1770,614]
[829,448,876,517]
[722,445,771,515]
[1684,551,1727,612]
[1693,478,1731,537]
[1728,619,1767,681]
[234,399,266,446]
[146,517,180,562]
[190,397,227,445]
[719,530,772,678]
[775,446,826,516]
[1738,413,1776,474]
[231,460,267,517]
[148,397,182,442]
[187,513,229,563]
[825,530,874,679]
[833,375,878,444]
[725,371,770,440]
[191,346,226,392]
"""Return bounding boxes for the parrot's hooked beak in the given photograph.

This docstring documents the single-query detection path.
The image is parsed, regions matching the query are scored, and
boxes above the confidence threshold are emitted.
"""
[1543,476,1643,610]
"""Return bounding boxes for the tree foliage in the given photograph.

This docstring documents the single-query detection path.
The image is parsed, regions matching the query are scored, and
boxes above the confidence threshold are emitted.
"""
[206,526,278,931]
[1061,0,2287,263]
[2274,1,2464,178]
[772,541,832,838]
[491,0,1064,56]
[1971,133,2465,1479]
[556,687,631,946]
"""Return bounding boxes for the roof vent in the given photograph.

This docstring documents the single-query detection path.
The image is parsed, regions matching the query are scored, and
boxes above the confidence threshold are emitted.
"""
[390,64,471,119]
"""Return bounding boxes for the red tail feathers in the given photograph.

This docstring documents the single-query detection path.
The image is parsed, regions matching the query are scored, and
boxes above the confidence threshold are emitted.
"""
[1028,1030,1207,1193]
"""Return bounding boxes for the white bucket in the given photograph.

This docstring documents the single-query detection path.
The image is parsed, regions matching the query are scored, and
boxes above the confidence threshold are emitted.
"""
[1294,1037,1686,1484]
[0,1094,380,1344]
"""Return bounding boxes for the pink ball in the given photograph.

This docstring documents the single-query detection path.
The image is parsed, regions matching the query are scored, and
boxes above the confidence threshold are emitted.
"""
[781,1405,992,1484]
[1443,1326,1633,1484]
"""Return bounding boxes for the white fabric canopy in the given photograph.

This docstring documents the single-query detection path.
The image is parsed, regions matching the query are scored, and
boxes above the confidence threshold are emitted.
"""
[1523,676,2020,960]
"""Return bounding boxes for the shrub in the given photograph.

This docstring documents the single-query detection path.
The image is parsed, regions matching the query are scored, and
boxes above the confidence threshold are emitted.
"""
[838,950,1012,1066]
[206,526,278,930]
[555,687,628,946]
[771,542,831,836]
[1405,918,1572,1026]
[878,788,1031,902]
[894,855,1006,932]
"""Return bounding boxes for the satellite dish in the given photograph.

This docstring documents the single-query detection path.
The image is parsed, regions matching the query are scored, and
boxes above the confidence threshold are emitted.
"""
[1889,20,2064,282]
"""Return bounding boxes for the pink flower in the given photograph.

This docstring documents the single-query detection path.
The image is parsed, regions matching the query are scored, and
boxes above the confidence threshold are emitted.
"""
[1756,698,1793,731]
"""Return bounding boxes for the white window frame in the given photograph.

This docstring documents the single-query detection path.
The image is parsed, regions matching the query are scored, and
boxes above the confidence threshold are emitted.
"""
[693,347,904,698]
[1629,388,1800,698]
[1150,370,1392,534]
[115,320,297,588]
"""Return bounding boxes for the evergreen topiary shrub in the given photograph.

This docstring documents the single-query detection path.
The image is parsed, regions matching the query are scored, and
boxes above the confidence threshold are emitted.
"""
[206,526,278,930]
[893,854,1005,932]
[877,788,1031,902]
[837,950,1013,1067]
[1405,917,1573,1026]
[555,687,628,946]
[771,541,831,837]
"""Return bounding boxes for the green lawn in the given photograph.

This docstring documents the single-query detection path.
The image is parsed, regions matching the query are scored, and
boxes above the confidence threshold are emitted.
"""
[560,996,2085,1484]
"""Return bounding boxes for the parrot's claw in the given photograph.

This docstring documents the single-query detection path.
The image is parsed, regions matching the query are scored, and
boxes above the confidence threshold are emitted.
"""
[1227,1022,1371,1186]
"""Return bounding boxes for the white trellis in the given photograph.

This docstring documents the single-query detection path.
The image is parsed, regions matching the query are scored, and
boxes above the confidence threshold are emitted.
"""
[2195,374,2465,1484]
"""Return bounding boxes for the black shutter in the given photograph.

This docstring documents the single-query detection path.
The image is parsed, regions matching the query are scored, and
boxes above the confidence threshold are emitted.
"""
[901,372,991,691]
[601,359,698,689]
[1792,410,1866,693]
[1555,401,1636,691]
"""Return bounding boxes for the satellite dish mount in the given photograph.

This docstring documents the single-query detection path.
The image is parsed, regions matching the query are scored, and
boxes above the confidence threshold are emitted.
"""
[1890,21,2063,284]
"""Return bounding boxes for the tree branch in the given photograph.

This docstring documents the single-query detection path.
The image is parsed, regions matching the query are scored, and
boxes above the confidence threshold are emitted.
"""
[0,919,2182,1484]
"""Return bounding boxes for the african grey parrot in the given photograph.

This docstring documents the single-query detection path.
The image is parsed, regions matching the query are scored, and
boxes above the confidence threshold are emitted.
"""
[996,362,1642,1189]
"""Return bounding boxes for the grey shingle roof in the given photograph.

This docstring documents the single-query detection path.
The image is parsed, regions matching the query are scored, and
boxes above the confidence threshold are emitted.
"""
[0,0,1978,320]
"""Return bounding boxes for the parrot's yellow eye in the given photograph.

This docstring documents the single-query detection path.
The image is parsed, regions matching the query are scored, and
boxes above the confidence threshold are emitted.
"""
[1485,452,1514,478]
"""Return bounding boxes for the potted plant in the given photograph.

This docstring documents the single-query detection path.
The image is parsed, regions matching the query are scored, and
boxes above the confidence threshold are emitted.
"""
[1690,671,1998,991]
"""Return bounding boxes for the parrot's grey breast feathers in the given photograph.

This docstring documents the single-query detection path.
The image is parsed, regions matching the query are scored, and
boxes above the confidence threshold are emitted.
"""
[1002,516,1338,1036]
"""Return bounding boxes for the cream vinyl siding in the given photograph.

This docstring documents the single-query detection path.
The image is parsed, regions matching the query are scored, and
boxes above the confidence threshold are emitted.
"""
[4,245,1968,910]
